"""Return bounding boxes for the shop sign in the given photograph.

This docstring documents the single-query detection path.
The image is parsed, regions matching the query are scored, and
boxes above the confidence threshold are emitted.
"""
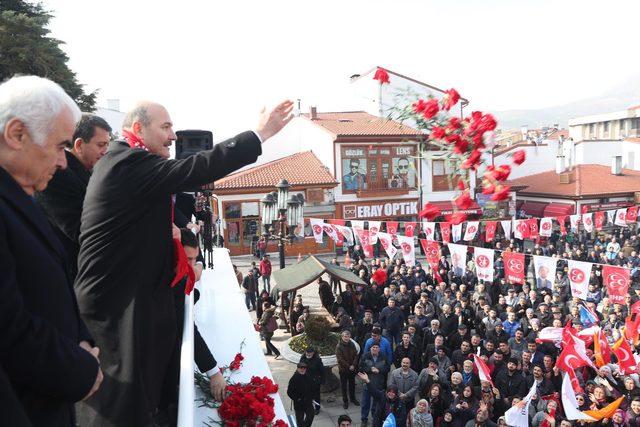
[581,201,632,213]
[342,201,418,220]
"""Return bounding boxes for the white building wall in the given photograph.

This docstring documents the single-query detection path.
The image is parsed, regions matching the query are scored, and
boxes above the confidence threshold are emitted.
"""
[94,107,125,136]
[250,116,335,173]
[574,140,621,165]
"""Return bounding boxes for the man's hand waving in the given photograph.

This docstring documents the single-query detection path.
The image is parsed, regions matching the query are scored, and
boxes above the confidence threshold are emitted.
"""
[256,100,294,142]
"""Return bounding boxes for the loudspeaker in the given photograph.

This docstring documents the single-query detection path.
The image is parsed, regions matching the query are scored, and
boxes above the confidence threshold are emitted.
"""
[175,130,213,160]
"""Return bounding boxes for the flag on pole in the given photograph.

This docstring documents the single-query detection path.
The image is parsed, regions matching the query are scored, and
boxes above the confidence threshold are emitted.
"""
[504,380,537,427]
[561,372,596,421]
[473,354,494,387]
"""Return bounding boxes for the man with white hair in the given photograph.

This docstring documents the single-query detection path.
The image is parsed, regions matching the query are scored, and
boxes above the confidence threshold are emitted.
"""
[75,99,293,426]
[0,75,103,426]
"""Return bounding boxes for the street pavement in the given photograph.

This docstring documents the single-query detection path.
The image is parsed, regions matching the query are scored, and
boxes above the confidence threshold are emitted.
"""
[232,251,365,426]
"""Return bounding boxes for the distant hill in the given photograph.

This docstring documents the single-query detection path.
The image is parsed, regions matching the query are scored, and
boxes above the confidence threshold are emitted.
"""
[494,74,640,129]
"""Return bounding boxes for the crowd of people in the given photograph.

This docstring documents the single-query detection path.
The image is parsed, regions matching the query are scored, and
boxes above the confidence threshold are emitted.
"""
[276,221,640,427]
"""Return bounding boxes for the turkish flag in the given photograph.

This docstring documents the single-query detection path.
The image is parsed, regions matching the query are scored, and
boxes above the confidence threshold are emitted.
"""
[527,218,539,239]
[354,228,374,258]
[440,222,451,243]
[421,239,440,268]
[404,222,417,237]
[556,216,567,235]
[612,336,638,374]
[473,354,494,387]
[594,211,605,231]
[594,329,611,366]
[627,206,639,223]
[386,221,399,236]
[484,221,497,242]
[504,251,525,285]
[603,265,630,305]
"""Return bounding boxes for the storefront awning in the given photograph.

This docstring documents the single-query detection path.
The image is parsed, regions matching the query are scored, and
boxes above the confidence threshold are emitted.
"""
[543,203,575,217]
[520,201,548,218]
[429,200,483,216]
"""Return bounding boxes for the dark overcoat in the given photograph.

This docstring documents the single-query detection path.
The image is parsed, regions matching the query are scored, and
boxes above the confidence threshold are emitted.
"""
[34,150,91,279]
[0,167,99,426]
[74,132,261,426]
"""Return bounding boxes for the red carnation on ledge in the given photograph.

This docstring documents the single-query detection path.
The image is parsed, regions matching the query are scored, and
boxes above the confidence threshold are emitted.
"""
[512,149,526,165]
[373,67,390,84]
[418,203,442,220]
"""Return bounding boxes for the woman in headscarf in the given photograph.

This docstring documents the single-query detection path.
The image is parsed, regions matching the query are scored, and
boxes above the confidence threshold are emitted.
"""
[408,399,433,427]
[595,365,622,398]
[621,376,640,410]
[449,372,464,401]
[611,409,626,427]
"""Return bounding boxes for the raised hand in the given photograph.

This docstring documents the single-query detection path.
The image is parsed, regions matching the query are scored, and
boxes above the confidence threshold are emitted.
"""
[255,100,294,142]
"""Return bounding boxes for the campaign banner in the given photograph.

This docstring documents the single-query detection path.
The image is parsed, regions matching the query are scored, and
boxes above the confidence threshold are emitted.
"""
[377,231,397,260]
[594,211,605,231]
[386,221,399,236]
[539,217,553,237]
[500,220,512,239]
[328,219,346,244]
[448,243,468,276]
[567,260,592,300]
[310,218,325,243]
[335,224,354,246]
[627,206,638,223]
[615,208,628,226]
[581,213,593,233]
[528,218,539,239]
[322,223,340,243]
[440,222,451,243]
[504,251,525,285]
[569,215,580,231]
[533,255,557,289]
[514,220,530,240]
[463,221,479,241]
[474,247,494,282]
[603,265,630,305]
[397,235,415,266]
[484,221,497,242]
[452,223,462,242]
[353,228,373,258]
[607,210,616,225]
[556,216,567,235]
[368,220,381,244]
[404,222,417,237]
[423,222,436,241]
[420,239,440,271]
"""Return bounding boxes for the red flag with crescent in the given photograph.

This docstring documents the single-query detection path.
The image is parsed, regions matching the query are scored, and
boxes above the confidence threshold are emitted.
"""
[527,218,539,239]
[484,221,497,242]
[503,251,525,285]
[594,211,605,231]
[386,221,399,237]
[603,265,630,305]
[556,216,567,235]
[404,222,417,237]
[440,222,451,243]
[612,336,638,374]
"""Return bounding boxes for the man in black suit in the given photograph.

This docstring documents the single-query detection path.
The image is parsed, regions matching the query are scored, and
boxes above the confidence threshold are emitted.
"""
[35,114,112,278]
[0,75,102,426]
[75,100,293,426]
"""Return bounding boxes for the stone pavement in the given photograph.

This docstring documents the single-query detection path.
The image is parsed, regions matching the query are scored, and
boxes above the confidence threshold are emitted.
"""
[232,251,366,426]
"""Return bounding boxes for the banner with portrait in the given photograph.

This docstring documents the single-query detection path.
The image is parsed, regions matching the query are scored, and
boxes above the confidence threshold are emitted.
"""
[397,235,416,266]
[533,255,557,289]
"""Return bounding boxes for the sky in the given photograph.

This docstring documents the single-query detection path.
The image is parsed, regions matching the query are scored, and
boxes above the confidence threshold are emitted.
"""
[43,0,640,140]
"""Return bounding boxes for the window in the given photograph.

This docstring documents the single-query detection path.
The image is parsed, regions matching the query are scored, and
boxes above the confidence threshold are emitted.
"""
[224,203,241,219]
[341,145,416,193]
[604,121,609,132]
[620,119,626,134]
[432,159,460,191]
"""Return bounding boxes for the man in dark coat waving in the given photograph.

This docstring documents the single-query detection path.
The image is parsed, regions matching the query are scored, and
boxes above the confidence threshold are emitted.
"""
[75,100,293,426]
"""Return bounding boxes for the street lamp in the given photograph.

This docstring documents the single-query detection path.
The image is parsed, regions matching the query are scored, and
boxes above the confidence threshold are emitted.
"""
[260,181,304,270]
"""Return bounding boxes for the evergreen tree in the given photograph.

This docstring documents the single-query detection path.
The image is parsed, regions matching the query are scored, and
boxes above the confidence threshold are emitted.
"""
[0,0,97,110]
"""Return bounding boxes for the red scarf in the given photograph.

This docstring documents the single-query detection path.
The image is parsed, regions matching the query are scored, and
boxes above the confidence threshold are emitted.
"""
[171,238,195,295]
[122,129,196,294]
[122,129,147,150]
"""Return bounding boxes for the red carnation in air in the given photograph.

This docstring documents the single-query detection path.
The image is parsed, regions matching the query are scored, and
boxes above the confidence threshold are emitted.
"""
[489,164,511,182]
[446,212,468,225]
[491,185,511,201]
[421,99,440,120]
[455,191,473,210]
[430,126,446,140]
[447,117,462,131]
[442,88,461,111]
[512,149,526,165]
[482,183,496,194]
[373,67,390,84]
[461,149,482,170]
[419,203,442,220]
[372,269,388,286]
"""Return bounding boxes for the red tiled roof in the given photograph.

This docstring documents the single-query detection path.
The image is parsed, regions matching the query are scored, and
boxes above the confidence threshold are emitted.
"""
[214,151,337,190]
[546,129,569,140]
[508,164,640,198]
[302,111,424,137]
[625,137,640,144]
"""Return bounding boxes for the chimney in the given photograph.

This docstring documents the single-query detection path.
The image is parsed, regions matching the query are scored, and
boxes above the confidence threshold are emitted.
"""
[612,155,623,175]
[106,99,120,111]
[556,155,565,174]
[309,106,317,120]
